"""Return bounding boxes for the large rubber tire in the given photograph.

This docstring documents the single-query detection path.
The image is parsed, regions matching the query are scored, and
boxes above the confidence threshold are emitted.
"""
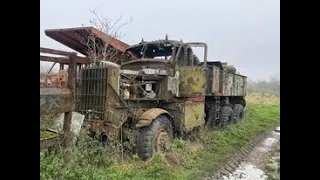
[137,115,173,160]
[219,106,233,128]
[205,106,216,127]
[232,104,244,123]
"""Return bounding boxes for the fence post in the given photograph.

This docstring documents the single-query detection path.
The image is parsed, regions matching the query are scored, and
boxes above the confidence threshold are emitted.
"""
[62,53,77,147]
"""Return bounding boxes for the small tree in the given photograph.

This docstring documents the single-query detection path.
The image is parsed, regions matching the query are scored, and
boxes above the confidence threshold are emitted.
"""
[78,10,132,63]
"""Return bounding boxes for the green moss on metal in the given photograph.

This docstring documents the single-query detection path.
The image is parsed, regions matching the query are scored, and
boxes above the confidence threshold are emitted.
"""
[40,130,56,139]
[183,102,205,132]
[179,66,205,97]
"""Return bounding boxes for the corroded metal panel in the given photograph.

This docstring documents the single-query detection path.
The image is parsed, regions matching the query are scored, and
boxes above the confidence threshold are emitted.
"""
[40,88,73,115]
[220,71,247,96]
[44,27,129,56]
[168,71,180,97]
[211,65,221,95]
[182,101,205,132]
[234,74,246,96]
[107,66,120,96]
[221,71,234,96]
[179,66,206,97]
[40,137,58,150]
[105,65,129,126]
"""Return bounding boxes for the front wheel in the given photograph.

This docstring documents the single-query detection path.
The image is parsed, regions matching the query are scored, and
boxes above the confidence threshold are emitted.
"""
[137,115,173,160]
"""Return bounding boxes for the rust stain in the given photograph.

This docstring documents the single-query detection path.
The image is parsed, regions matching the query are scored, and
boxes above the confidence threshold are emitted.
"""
[40,137,58,150]
[137,108,172,127]
[187,96,205,102]
[45,27,129,57]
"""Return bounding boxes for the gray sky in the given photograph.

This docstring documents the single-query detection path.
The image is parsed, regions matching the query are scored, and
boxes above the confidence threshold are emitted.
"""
[40,0,280,80]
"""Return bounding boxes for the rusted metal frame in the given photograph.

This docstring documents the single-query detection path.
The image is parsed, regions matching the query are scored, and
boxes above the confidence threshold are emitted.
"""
[40,137,58,150]
[170,44,177,64]
[45,29,88,55]
[121,59,170,66]
[40,88,73,115]
[56,31,89,54]
[174,44,183,63]
[184,42,208,68]
[107,82,128,108]
[40,47,74,56]
[48,62,57,74]
[40,55,70,64]
[61,53,77,147]
[40,49,88,148]
[40,54,91,64]
[73,56,92,64]
[187,96,205,102]
[183,45,193,66]
[45,27,132,59]
[91,28,128,53]
[141,43,148,59]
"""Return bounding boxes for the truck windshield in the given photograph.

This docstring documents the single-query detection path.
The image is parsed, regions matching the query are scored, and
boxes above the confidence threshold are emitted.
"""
[127,42,174,60]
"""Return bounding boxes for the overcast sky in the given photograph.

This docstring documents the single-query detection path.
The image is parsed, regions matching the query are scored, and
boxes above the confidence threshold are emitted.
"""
[40,0,280,81]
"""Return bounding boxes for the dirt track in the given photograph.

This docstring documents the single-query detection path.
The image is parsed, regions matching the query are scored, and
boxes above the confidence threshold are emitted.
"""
[221,127,280,180]
[205,126,280,180]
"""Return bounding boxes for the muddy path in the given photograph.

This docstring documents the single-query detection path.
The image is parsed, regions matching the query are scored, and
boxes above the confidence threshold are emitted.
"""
[207,126,280,180]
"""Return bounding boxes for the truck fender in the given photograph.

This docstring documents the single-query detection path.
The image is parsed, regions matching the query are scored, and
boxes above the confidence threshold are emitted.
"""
[136,108,173,128]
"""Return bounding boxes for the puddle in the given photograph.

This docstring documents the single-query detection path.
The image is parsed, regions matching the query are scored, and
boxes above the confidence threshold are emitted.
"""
[263,138,278,147]
[222,163,267,180]
[219,127,280,180]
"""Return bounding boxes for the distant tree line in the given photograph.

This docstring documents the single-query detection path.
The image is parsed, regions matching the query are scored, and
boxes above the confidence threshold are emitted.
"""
[247,75,280,95]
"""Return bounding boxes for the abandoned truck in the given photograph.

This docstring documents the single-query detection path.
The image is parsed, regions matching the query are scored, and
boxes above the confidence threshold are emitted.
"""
[75,39,247,160]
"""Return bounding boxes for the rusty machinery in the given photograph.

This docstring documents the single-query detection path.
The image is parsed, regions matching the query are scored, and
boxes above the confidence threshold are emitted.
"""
[40,47,91,149]
[42,27,247,160]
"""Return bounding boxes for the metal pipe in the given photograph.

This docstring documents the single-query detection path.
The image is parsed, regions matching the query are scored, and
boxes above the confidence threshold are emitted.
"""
[185,42,208,68]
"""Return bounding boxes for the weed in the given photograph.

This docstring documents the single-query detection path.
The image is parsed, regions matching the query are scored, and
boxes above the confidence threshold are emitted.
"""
[40,95,280,180]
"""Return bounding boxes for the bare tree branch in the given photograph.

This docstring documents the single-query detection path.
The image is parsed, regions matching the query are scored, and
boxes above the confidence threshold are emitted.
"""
[78,10,132,63]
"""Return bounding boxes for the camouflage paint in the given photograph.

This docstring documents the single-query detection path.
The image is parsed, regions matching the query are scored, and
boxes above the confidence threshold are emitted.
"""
[211,65,221,95]
[40,88,73,115]
[182,101,205,132]
[159,101,205,132]
[234,74,246,96]
[222,71,234,96]
[220,71,247,96]
[179,66,206,97]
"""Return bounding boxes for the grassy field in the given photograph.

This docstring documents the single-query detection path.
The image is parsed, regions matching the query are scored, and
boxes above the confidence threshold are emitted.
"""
[40,94,280,180]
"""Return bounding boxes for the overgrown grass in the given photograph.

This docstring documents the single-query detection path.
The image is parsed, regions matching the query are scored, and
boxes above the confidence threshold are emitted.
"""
[40,114,58,130]
[40,95,280,180]
[175,100,280,179]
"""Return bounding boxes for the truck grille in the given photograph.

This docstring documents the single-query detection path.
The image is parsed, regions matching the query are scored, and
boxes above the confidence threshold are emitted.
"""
[76,65,108,120]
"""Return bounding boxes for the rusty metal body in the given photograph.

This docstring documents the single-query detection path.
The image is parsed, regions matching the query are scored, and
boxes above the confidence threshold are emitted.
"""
[74,39,247,140]
[40,47,91,150]
[44,27,130,59]
[41,26,247,158]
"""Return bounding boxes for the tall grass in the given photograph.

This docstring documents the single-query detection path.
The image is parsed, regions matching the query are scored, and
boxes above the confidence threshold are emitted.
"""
[40,94,280,180]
